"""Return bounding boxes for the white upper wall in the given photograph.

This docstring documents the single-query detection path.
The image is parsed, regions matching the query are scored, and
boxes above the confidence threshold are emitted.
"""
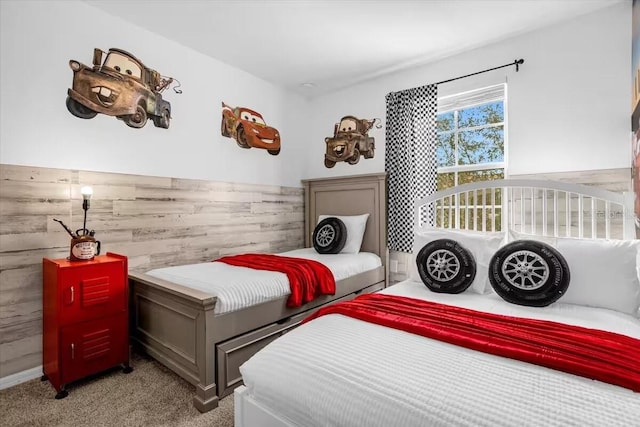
[0,0,309,187]
[0,2,632,187]
[303,2,632,179]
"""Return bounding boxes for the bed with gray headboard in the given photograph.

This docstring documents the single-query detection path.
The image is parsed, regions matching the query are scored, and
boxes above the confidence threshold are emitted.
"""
[234,178,640,427]
[128,172,387,412]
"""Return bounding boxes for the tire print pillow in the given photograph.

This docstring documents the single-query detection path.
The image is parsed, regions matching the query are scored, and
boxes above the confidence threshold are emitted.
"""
[411,229,505,294]
[313,217,347,254]
[489,240,570,307]
[416,239,477,294]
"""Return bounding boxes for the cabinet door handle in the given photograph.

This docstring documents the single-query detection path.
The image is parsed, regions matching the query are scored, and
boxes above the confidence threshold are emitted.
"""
[71,343,75,360]
[69,286,74,304]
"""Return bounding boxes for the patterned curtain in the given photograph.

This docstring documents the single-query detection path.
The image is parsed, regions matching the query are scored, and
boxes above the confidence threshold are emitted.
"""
[385,84,438,253]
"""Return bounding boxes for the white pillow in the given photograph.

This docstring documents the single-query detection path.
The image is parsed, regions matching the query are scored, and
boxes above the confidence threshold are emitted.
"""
[318,214,369,254]
[509,230,640,317]
[409,228,506,294]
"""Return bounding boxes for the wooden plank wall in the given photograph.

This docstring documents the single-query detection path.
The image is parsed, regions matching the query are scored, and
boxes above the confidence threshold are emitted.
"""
[0,164,304,379]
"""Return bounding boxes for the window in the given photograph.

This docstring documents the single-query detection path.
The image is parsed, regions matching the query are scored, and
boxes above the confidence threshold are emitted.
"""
[435,84,506,230]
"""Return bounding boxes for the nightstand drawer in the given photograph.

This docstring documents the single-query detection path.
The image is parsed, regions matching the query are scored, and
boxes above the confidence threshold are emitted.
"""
[60,313,128,384]
[55,261,127,325]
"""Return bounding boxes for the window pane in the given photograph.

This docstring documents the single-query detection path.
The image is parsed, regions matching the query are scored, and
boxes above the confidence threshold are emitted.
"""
[437,111,454,132]
[457,126,504,165]
[458,169,504,185]
[437,172,454,191]
[458,101,503,129]
[436,133,455,167]
[433,94,505,231]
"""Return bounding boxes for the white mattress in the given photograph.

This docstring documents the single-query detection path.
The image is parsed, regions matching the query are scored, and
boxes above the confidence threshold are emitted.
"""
[239,280,640,427]
[144,249,381,314]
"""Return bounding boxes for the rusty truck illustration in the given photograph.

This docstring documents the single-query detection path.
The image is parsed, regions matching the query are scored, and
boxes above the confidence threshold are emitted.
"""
[324,116,376,168]
[66,48,179,129]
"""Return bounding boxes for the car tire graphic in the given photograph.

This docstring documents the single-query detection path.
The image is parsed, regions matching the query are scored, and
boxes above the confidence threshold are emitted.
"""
[153,109,170,129]
[416,239,476,294]
[312,217,347,254]
[124,104,148,129]
[347,148,360,165]
[488,240,570,307]
[66,97,97,119]
[364,147,375,159]
[324,159,336,168]
[236,126,251,148]
[221,117,230,137]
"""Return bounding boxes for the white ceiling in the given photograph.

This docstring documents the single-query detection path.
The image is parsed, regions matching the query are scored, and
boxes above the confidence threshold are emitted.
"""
[84,0,625,98]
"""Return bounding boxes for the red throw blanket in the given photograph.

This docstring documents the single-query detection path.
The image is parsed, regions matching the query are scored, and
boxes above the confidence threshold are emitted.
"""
[303,293,640,392]
[215,254,335,307]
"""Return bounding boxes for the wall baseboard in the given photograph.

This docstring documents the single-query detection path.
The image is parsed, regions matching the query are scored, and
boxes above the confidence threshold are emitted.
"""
[0,365,43,390]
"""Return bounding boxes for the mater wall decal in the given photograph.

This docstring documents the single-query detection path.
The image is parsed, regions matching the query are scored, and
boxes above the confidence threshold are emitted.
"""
[221,102,281,155]
[66,48,181,129]
[323,116,381,168]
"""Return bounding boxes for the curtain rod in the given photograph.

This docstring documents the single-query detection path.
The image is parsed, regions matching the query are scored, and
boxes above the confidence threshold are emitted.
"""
[436,59,524,85]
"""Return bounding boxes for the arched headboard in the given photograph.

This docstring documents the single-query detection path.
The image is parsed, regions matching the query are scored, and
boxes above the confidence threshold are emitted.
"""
[415,179,635,240]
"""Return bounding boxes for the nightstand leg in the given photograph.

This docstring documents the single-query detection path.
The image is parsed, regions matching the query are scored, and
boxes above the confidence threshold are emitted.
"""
[54,388,68,399]
[122,365,133,374]
[41,375,48,382]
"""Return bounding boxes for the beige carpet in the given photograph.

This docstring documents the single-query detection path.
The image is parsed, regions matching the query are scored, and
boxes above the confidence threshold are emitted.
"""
[0,352,234,427]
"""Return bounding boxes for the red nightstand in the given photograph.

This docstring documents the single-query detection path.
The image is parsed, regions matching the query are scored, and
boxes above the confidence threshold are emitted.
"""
[42,252,132,398]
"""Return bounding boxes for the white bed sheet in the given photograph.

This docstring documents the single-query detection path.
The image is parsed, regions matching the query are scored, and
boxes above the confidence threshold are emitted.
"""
[239,279,640,427]
[144,249,381,314]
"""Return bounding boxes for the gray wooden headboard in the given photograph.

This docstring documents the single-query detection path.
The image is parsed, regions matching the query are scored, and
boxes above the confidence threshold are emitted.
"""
[302,173,388,268]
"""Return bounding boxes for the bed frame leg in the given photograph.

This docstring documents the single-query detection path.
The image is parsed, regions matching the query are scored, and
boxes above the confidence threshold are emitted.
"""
[193,383,219,413]
[234,386,246,426]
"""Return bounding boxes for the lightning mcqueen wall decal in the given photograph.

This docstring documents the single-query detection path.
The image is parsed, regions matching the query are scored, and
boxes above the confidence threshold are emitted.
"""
[221,102,281,155]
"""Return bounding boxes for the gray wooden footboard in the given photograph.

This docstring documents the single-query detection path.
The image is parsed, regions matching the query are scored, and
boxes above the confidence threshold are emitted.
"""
[130,266,386,412]
[129,272,219,412]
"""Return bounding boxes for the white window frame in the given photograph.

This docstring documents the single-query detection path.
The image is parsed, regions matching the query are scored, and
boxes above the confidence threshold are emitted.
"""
[436,83,508,185]
[435,84,508,231]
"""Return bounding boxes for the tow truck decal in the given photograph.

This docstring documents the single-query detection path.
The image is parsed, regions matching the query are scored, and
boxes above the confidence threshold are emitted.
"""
[66,48,181,129]
[324,116,380,168]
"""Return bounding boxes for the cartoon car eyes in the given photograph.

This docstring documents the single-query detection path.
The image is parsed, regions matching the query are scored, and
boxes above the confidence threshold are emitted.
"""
[339,119,357,132]
[240,112,266,125]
